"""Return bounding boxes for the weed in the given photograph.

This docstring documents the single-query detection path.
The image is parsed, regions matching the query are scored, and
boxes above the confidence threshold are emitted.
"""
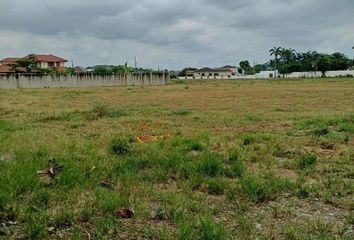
[198,153,224,177]
[297,153,317,169]
[87,103,127,120]
[109,137,130,155]
[173,108,191,116]
[199,217,227,240]
[312,128,329,137]
[243,113,262,122]
[231,160,246,178]
[178,222,196,240]
[206,179,225,195]
[0,120,15,132]
[182,138,204,151]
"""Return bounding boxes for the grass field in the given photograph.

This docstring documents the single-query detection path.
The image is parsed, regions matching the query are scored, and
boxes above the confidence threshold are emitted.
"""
[0,78,353,239]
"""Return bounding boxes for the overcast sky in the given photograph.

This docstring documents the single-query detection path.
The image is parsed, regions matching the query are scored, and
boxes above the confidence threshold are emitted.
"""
[0,0,353,69]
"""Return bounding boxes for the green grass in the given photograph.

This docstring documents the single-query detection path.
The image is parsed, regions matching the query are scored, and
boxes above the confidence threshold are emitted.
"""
[0,78,353,239]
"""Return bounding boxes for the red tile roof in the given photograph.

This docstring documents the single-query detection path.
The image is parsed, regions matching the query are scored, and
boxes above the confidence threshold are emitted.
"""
[0,58,21,63]
[0,64,15,73]
[32,54,68,63]
[0,54,68,63]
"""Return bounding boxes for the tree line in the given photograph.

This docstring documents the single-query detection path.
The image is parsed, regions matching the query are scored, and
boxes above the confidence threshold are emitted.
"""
[242,47,354,77]
[179,47,354,77]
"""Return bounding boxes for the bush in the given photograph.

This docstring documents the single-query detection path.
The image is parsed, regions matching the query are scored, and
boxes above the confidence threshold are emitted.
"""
[110,137,130,155]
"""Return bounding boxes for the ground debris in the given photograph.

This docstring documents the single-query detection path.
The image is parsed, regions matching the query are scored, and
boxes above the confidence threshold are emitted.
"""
[320,142,335,150]
[37,158,63,182]
[135,134,166,143]
[118,208,134,219]
[99,181,115,190]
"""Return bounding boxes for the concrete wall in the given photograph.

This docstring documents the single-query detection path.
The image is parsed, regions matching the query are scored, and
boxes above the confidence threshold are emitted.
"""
[284,70,354,78]
[179,70,354,80]
[0,73,170,89]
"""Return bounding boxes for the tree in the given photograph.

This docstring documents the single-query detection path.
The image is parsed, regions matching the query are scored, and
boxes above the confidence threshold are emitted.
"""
[93,67,112,75]
[179,68,197,77]
[11,54,39,73]
[239,60,253,75]
[269,47,282,78]
[317,54,332,77]
[330,52,351,70]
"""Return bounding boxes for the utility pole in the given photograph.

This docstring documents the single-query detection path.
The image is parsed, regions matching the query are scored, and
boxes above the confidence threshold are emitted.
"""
[134,57,137,69]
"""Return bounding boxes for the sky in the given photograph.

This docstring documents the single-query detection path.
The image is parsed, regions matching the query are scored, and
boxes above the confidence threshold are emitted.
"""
[0,0,353,69]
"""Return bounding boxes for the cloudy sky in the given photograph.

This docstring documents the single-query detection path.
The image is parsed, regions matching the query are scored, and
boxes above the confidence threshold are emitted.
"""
[0,0,353,69]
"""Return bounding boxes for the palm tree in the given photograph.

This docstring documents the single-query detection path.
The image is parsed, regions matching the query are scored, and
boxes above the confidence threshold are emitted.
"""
[269,47,282,78]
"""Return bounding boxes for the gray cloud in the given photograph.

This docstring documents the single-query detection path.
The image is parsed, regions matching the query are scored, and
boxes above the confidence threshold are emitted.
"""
[0,0,353,68]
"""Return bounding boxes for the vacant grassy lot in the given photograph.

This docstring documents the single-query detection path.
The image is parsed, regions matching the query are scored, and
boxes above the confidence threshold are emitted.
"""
[0,78,353,239]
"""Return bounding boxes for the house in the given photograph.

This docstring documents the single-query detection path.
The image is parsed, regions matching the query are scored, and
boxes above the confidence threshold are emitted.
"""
[73,66,87,74]
[0,64,15,75]
[192,66,240,79]
[255,71,280,78]
[0,54,68,74]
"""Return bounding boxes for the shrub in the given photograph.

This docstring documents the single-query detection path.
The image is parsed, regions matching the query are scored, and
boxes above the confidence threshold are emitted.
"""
[109,137,130,155]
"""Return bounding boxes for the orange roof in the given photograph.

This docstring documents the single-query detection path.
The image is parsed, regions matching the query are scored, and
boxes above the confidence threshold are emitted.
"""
[0,64,15,73]
[0,57,21,63]
[1,54,68,63]
[33,54,68,63]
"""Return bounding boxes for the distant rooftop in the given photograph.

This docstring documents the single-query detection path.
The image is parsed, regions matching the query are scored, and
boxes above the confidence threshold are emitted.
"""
[0,54,67,63]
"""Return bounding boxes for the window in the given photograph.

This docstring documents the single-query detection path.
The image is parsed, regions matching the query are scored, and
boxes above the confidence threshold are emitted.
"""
[214,73,219,76]
[209,73,213,76]
[201,73,205,77]
[269,73,273,78]
[48,62,54,67]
